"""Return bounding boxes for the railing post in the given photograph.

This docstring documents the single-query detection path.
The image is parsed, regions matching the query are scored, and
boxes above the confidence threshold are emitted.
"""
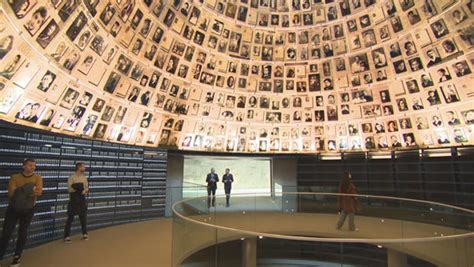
[242,238,257,267]
[387,248,408,267]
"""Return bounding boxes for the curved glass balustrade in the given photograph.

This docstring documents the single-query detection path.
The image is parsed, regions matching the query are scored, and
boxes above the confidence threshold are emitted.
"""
[172,192,473,266]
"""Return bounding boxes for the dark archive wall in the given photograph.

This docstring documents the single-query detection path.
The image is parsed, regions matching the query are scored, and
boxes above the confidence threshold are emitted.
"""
[0,120,167,255]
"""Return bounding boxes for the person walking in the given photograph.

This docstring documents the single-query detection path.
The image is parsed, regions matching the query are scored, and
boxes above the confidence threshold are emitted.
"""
[336,171,360,231]
[64,162,89,243]
[0,158,43,267]
[206,168,219,207]
[222,168,234,207]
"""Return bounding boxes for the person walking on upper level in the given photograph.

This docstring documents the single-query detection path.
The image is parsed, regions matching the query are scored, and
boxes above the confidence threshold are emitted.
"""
[64,162,89,243]
[206,168,219,207]
[222,168,234,207]
[0,158,43,267]
[336,171,360,231]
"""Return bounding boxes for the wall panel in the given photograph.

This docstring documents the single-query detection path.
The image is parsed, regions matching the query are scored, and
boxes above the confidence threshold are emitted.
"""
[0,120,167,255]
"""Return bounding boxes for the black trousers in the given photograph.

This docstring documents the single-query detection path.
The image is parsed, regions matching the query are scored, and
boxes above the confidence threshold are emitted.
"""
[0,206,34,259]
[207,186,216,207]
[224,185,232,205]
[64,209,87,238]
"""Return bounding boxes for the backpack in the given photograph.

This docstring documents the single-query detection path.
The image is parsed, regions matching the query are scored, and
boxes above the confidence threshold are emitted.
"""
[11,183,36,212]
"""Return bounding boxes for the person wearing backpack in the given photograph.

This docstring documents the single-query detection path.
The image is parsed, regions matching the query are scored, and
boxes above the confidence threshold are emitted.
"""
[0,158,43,267]
[63,162,89,243]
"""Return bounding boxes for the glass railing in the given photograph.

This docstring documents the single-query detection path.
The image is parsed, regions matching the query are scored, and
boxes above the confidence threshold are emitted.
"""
[165,183,208,217]
[172,191,474,267]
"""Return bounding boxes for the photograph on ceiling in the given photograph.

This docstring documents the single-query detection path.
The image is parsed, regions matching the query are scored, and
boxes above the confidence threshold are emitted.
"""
[461,109,474,125]
[75,29,93,51]
[8,0,37,19]
[63,105,86,131]
[77,54,96,75]
[58,0,80,22]
[405,79,420,94]
[66,12,88,42]
[114,125,133,142]
[59,87,79,109]
[84,0,100,16]
[435,130,451,145]
[103,45,118,64]
[444,110,461,126]
[61,49,80,72]
[349,53,370,73]
[115,54,133,75]
[415,115,430,130]
[51,112,66,129]
[452,128,468,143]
[131,64,145,82]
[453,60,472,77]
[49,41,68,62]
[426,89,442,106]
[82,114,98,136]
[0,32,14,61]
[14,100,43,123]
[38,108,56,127]
[36,70,56,92]
[0,54,24,80]
[440,84,460,103]
[100,104,116,122]
[138,18,153,38]
[78,91,93,107]
[140,112,153,128]
[100,2,116,26]
[402,133,417,147]
[23,6,49,36]
[146,132,157,145]
[393,59,407,74]
[91,98,105,113]
[429,112,444,128]
[410,96,425,110]
[440,39,458,57]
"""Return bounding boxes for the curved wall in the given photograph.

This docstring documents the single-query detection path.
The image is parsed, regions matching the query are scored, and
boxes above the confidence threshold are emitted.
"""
[295,148,474,209]
[0,120,167,255]
[0,0,473,153]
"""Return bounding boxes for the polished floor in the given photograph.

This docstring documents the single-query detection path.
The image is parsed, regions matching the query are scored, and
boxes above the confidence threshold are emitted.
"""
[0,210,471,267]
[0,219,172,267]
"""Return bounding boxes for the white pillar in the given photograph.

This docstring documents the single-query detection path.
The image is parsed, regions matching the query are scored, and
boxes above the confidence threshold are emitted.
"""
[242,238,257,267]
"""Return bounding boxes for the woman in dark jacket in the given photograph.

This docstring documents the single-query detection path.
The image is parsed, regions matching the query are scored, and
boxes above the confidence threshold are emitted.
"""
[336,171,360,231]
[64,163,89,243]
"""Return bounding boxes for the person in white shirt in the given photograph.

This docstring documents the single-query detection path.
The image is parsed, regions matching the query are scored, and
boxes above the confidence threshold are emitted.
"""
[64,162,89,243]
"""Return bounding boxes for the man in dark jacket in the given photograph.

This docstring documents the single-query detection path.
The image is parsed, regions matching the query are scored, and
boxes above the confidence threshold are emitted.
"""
[222,168,234,207]
[206,168,219,207]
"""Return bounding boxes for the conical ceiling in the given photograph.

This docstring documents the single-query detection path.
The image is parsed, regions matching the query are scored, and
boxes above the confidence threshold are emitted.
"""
[0,0,473,153]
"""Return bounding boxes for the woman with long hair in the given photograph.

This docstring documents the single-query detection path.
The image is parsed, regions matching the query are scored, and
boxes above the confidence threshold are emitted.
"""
[336,171,360,231]
[64,162,89,243]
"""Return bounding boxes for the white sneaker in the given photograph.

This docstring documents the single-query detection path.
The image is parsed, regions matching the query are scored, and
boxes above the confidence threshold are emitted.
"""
[82,234,89,240]
[64,237,72,244]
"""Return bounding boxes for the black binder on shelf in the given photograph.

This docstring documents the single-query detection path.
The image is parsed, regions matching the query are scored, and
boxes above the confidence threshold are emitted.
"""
[0,120,167,256]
